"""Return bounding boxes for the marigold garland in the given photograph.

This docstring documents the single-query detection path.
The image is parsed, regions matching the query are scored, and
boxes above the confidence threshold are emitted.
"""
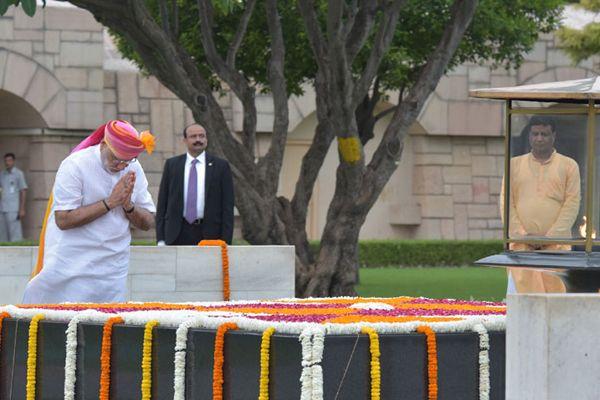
[141,320,159,400]
[26,313,45,400]
[417,325,438,400]
[0,311,10,346]
[99,316,124,400]
[361,327,381,400]
[0,311,11,383]
[199,239,231,301]
[213,322,239,400]
[259,327,276,400]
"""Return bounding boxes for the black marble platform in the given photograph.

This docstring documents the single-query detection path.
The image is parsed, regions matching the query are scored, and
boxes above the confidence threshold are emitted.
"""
[0,319,505,399]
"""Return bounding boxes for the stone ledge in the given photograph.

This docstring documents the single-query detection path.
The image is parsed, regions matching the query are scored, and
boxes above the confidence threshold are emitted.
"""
[0,245,295,303]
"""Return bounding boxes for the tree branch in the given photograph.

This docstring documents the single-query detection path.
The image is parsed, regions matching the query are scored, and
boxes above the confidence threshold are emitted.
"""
[327,0,344,45]
[373,84,405,124]
[351,0,406,108]
[158,0,171,36]
[363,0,479,208]
[171,0,179,38]
[226,0,257,68]
[290,73,336,256]
[298,0,328,71]
[197,0,257,156]
[355,78,381,145]
[340,0,358,40]
[345,0,377,62]
[257,0,289,198]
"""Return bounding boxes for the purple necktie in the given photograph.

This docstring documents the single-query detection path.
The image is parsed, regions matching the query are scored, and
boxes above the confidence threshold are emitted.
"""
[185,159,198,224]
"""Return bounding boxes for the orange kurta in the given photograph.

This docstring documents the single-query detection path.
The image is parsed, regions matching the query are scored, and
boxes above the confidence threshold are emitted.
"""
[501,151,581,293]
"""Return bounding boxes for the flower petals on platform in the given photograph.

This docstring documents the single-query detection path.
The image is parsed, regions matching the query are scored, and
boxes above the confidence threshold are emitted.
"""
[1,296,505,399]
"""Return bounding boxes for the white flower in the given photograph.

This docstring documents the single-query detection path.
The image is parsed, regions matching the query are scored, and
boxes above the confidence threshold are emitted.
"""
[63,311,107,400]
[349,302,394,310]
[473,323,490,400]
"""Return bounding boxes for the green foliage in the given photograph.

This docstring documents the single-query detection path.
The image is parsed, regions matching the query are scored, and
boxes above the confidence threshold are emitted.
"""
[311,240,504,268]
[0,0,44,16]
[557,0,600,62]
[112,0,315,96]
[580,0,600,12]
[112,0,564,97]
[558,23,600,63]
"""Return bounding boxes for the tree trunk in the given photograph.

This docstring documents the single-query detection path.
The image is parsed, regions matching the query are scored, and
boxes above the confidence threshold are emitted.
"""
[301,212,362,297]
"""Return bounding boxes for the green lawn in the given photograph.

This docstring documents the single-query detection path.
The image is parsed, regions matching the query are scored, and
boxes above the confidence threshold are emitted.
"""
[355,266,507,302]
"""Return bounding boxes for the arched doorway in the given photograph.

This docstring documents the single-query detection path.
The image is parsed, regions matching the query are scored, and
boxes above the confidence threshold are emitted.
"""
[0,90,48,241]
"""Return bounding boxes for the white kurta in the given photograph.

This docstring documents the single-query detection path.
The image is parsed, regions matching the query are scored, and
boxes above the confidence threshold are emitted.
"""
[22,145,156,304]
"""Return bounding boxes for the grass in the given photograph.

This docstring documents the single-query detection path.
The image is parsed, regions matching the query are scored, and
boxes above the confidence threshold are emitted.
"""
[355,266,507,302]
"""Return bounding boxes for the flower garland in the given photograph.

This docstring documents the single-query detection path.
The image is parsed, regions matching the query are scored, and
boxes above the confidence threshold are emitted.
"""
[199,239,231,301]
[472,324,490,400]
[259,327,276,400]
[0,311,10,337]
[141,320,159,400]
[61,311,108,400]
[310,329,325,400]
[299,329,314,400]
[417,325,438,400]
[64,316,82,400]
[299,327,325,400]
[26,313,45,400]
[213,322,238,400]
[173,318,200,400]
[0,311,10,349]
[361,327,381,400]
[99,316,124,400]
[0,311,11,385]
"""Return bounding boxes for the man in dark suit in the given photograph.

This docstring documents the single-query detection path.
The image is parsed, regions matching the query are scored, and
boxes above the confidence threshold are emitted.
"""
[156,123,234,245]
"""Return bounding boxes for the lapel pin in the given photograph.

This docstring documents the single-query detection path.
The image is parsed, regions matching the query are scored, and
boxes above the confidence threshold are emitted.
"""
[208,162,213,166]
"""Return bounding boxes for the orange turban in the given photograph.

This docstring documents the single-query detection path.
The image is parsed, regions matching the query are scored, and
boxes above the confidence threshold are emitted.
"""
[104,120,155,160]
[72,120,155,160]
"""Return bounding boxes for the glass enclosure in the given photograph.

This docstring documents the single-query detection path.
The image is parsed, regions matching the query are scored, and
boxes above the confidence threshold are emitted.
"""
[503,102,599,252]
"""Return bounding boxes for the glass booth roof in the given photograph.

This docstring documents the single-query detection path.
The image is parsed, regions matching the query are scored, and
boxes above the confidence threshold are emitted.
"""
[469,77,600,103]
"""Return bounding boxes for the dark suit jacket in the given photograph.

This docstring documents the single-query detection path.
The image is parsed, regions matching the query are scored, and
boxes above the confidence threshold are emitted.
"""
[156,152,234,244]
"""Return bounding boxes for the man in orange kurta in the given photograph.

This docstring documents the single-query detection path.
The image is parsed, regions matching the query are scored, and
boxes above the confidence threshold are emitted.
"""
[502,116,581,293]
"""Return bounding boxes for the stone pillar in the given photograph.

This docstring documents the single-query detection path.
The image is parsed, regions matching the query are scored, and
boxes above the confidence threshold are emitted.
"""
[507,294,600,399]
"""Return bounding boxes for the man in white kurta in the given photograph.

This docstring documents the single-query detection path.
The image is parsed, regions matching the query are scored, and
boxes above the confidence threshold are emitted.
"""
[22,120,156,303]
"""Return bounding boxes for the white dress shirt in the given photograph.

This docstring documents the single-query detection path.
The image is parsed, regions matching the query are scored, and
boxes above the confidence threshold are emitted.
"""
[183,151,206,220]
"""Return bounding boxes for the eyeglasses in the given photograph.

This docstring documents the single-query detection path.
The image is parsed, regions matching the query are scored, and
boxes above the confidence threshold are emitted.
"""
[109,151,137,166]
[113,157,137,166]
